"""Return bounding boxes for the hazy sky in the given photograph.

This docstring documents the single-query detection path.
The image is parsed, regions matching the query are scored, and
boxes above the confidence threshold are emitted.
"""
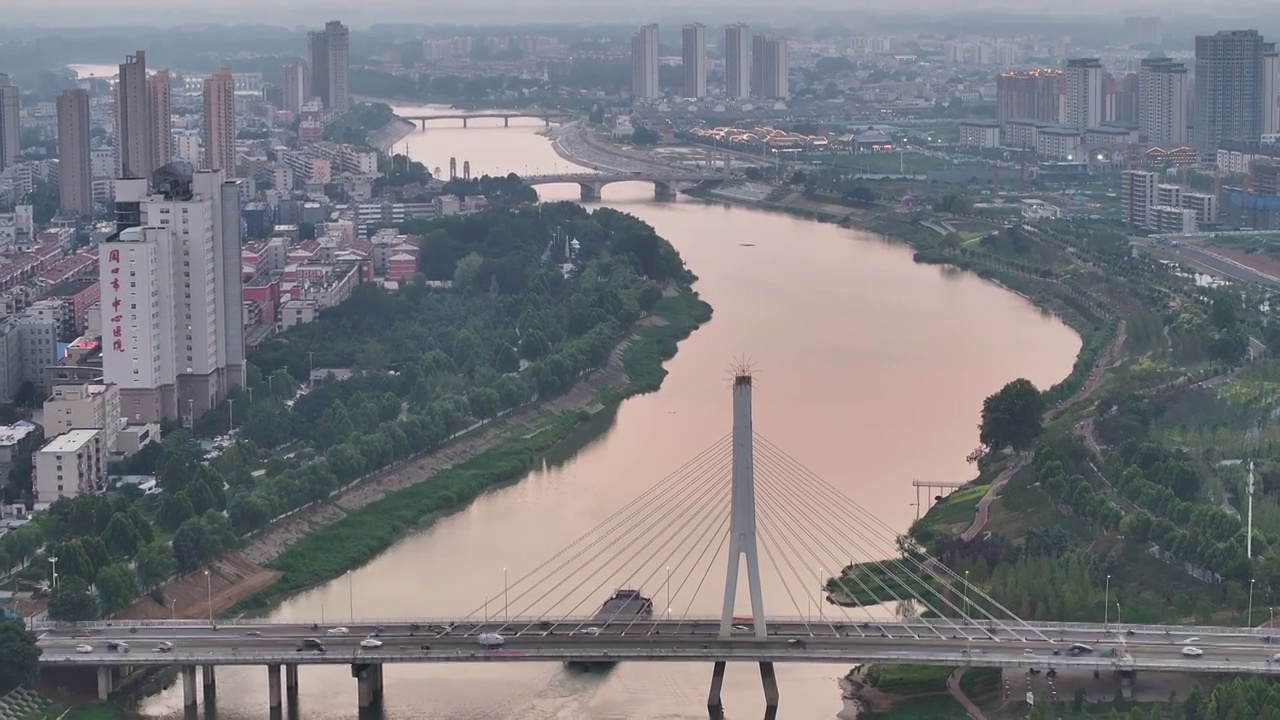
[5,0,1278,28]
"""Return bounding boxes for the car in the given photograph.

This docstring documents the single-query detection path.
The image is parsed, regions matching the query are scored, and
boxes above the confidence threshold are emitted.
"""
[326,627,350,636]
[75,644,94,654]
[732,624,751,632]
[245,630,262,636]
[1052,649,1062,656]
[154,642,174,653]
[359,638,383,649]
[1271,652,1280,661]
[477,633,505,647]
[1181,646,1204,657]
[1023,648,1035,656]
[570,627,601,637]
[1180,637,1201,645]
[787,638,805,647]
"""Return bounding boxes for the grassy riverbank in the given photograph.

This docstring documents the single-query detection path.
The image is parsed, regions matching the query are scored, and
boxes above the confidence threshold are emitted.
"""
[231,289,710,612]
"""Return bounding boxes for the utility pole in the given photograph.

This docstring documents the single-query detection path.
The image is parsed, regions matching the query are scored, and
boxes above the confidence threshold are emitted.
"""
[1248,459,1256,560]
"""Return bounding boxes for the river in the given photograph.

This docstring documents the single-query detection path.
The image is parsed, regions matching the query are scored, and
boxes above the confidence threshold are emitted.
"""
[140,108,1080,719]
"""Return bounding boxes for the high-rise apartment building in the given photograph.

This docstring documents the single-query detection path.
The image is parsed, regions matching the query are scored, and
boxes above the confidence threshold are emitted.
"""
[1138,58,1188,146]
[103,169,243,424]
[1194,30,1267,153]
[760,35,789,99]
[281,62,309,113]
[631,24,660,100]
[1265,43,1280,135]
[56,89,93,217]
[1063,58,1104,131]
[995,69,1062,126]
[203,67,236,174]
[724,24,751,100]
[148,70,173,170]
[1122,169,1158,228]
[115,51,153,180]
[0,74,21,172]
[681,23,707,99]
[307,21,350,112]
[750,34,767,97]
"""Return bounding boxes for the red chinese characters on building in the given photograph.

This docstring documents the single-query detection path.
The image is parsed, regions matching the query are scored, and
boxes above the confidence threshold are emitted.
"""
[107,249,126,353]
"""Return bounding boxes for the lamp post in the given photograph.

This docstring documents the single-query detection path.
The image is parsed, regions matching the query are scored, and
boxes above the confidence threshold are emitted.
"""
[1104,574,1111,628]
[666,566,671,620]
[48,556,58,590]
[170,598,176,620]
[817,569,825,624]
[1250,579,1256,627]
[1115,602,1121,631]
[963,570,971,620]
[347,570,354,623]
[204,569,213,625]
[503,567,509,623]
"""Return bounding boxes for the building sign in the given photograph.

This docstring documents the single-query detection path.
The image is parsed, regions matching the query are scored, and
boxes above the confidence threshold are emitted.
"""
[107,249,125,352]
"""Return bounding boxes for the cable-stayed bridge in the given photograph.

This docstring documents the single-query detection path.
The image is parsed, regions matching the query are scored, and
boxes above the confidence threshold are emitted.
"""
[35,372,1280,717]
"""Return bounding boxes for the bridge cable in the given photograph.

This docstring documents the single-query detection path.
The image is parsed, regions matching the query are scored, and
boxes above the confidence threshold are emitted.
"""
[755,497,852,637]
[675,526,730,628]
[753,463,916,638]
[497,443,732,630]
[659,511,730,635]
[754,434,1045,642]
[551,467,731,632]
[460,434,732,627]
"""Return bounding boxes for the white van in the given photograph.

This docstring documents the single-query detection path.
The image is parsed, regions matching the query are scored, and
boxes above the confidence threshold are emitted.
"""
[477,633,505,647]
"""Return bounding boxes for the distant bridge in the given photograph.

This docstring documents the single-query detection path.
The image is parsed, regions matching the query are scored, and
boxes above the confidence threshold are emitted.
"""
[522,171,724,200]
[401,111,575,129]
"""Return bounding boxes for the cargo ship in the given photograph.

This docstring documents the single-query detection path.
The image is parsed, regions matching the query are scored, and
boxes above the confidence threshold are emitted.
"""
[566,588,654,672]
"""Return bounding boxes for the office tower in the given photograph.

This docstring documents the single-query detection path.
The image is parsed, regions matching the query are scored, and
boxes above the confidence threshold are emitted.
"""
[1138,58,1188,145]
[1265,43,1279,135]
[203,67,236,174]
[631,24,659,100]
[760,35,789,99]
[0,75,20,172]
[282,62,309,113]
[102,169,243,424]
[1194,30,1267,153]
[1122,169,1158,228]
[995,69,1062,126]
[148,70,173,169]
[1063,58,1104,130]
[682,23,707,98]
[115,51,153,179]
[751,34,767,97]
[307,21,350,112]
[725,24,751,99]
[56,89,92,216]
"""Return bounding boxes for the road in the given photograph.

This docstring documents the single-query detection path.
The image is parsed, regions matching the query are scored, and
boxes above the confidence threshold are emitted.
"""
[34,618,1280,674]
[1132,239,1280,289]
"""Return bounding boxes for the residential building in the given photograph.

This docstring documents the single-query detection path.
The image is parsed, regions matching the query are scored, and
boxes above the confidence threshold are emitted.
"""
[958,120,1001,148]
[115,51,153,179]
[0,422,41,489]
[102,169,243,424]
[631,24,659,100]
[1064,58,1104,131]
[1266,44,1280,135]
[681,24,707,99]
[995,69,1062,126]
[1138,58,1188,146]
[1036,127,1082,159]
[43,383,121,453]
[724,24,751,99]
[0,74,18,172]
[1182,192,1218,225]
[56,89,93,216]
[33,428,105,507]
[281,62,309,113]
[751,34,767,98]
[203,67,236,175]
[1194,30,1267,153]
[760,35,789,99]
[1149,205,1197,234]
[148,70,173,169]
[308,21,350,112]
[1122,169,1158,228]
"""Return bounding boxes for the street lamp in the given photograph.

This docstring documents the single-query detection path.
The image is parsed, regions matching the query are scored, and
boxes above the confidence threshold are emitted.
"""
[665,566,671,620]
[48,556,58,590]
[347,570,354,623]
[204,569,213,625]
[1115,602,1121,631]
[1250,579,1256,627]
[170,598,176,620]
[818,568,826,624]
[503,567,509,623]
[1104,574,1111,628]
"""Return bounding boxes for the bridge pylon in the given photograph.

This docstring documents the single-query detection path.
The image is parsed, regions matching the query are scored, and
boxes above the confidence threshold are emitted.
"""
[710,369,778,717]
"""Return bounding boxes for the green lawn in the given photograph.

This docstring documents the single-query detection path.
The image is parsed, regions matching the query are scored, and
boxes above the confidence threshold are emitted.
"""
[860,694,969,719]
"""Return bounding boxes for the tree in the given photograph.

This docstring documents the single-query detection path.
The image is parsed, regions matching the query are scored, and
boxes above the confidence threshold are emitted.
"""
[979,378,1044,453]
[0,619,40,695]
[102,514,142,559]
[135,541,176,591]
[157,491,195,532]
[94,564,139,615]
[452,252,485,292]
[47,577,99,621]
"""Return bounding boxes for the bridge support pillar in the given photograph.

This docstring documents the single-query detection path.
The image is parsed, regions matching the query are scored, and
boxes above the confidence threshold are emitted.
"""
[285,664,299,704]
[462,118,468,128]
[579,182,601,201]
[420,120,426,130]
[181,665,197,709]
[353,663,383,710]
[707,661,726,717]
[760,662,779,718]
[654,182,674,200]
[201,665,217,702]
[267,664,282,711]
[504,117,509,127]
[96,665,113,701]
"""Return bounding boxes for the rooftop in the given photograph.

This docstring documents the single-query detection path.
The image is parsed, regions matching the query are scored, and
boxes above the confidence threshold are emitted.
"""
[39,428,100,452]
[0,423,39,446]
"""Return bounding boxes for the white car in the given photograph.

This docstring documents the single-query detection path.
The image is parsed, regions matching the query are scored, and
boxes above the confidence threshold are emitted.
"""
[732,624,751,632]
[1181,646,1204,657]
[1180,637,1201,645]
[359,638,383,649]
[477,633,505,647]
[571,627,602,637]
[75,644,93,654]
[326,627,350,636]
[245,630,262,637]
[1023,648,1035,656]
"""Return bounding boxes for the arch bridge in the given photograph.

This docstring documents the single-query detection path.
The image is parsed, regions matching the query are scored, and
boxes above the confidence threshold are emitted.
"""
[401,111,575,129]
[522,171,723,200]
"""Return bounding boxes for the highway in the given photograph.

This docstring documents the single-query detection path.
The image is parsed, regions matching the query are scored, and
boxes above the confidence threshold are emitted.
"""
[33,618,1280,674]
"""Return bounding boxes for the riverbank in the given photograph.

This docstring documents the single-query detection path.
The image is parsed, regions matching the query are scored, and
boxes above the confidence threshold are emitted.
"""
[122,289,710,621]
[367,117,415,153]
